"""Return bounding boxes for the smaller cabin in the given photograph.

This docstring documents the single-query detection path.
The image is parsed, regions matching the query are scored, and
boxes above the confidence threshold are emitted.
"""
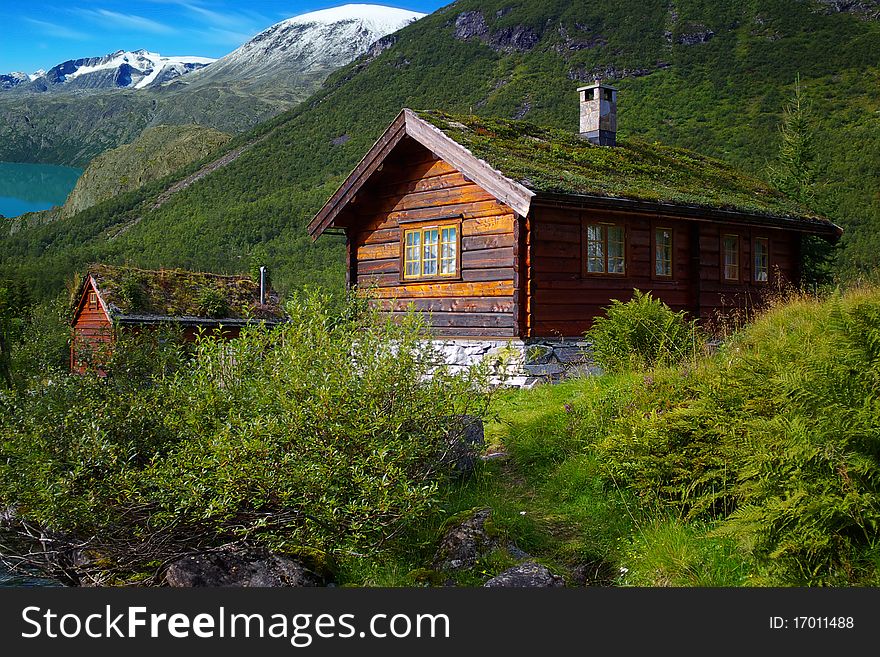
[70,264,285,373]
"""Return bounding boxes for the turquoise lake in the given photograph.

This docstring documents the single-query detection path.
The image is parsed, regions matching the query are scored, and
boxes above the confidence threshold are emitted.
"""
[0,161,83,218]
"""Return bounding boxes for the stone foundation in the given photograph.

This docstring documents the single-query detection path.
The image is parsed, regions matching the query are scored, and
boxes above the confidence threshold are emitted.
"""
[429,338,600,388]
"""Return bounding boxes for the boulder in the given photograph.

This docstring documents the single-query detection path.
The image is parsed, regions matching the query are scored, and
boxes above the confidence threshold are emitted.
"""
[445,415,485,478]
[433,508,497,571]
[164,549,322,587]
[483,561,565,588]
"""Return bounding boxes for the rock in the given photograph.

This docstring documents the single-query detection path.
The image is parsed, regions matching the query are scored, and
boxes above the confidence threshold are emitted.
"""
[523,362,566,377]
[164,548,322,587]
[444,415,485,478]
[453,10,540,52]
[454,11,490,41]
[433,508,497,571]
[568,558,618,586]
[676,28,715,45]
[506,542,532,561]
[525,344,554,365]
[483,561,565,588]
[553,346,588,364]
[490,25,540,52]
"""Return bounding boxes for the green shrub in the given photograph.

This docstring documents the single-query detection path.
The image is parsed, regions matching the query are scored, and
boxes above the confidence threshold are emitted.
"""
[0,290,490,584]
[596,286,880,585]
[585,290,700,373]
[195,286,229,318]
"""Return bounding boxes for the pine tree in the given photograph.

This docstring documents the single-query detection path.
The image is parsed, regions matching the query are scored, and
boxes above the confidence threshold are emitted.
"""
[768,75,818,204]
[768,76,833,286]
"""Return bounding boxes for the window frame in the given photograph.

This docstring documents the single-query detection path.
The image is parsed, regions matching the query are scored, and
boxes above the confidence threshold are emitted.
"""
[581,220,627,277]
[721,234,741,282]
[651,226,674,280]
[88,291,98,310]
[752,236,770,285]
[399,217,462,283]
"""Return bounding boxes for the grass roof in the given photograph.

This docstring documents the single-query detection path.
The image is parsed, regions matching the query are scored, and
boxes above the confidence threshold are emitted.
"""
[87,264,285,322]
[415,110,830,224]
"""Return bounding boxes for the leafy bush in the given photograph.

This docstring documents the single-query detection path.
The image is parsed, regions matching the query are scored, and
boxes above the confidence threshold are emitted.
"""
[585,290,700,373]
[0,291,490,584]
[194,286,229,318]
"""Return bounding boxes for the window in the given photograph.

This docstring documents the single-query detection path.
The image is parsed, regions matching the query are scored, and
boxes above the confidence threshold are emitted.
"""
[402,221,459,280]
[88,292,98,309]
[654,228,673,278]
[722,235,740,282]
[754,237,769,283]
[584,222,625,275]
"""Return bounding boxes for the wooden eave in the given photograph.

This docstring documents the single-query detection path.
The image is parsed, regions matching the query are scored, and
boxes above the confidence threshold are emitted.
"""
[114,315,286,327]
[532,192,843,241]
[71,275,113,326]
[308,108,535,239]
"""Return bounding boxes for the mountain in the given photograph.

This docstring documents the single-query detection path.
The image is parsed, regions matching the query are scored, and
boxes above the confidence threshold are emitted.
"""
[7,50,213,93]
[0,72,28,90]
[2,0,880,297]
[183,4,424,91]
[0,5,424,166]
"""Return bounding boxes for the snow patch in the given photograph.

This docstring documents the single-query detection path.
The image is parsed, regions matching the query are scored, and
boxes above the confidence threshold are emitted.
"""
[284,4,424,31]
[188,3,424,84]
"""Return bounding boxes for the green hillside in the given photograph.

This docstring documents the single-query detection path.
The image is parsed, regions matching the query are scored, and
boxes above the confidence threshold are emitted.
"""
[2,0,879,297]
[59,125,232,219]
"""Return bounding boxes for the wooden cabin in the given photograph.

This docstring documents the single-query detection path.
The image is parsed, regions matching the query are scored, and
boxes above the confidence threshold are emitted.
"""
[308,88,840,353]
[70,264,285,373]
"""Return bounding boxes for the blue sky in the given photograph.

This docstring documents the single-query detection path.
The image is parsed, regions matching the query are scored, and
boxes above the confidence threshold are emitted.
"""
[2,1,447,74]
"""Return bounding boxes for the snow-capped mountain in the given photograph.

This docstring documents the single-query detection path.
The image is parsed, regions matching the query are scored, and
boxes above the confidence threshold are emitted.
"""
[9,50,214,93]
[184,4,424,87]
[0,72,29,90]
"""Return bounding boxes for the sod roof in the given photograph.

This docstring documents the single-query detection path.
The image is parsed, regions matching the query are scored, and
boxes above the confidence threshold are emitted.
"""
[414,110,835,229]
[84,264,285,324]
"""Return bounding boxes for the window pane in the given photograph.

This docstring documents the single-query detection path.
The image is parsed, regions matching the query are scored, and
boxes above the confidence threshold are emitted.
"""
[608,226,624,273]
[655,229,672,277]
[423,229,438,276]
[723,236,739,281]
[754,238,768,282]
[440,226,457,274]
[586,225,605,273]
[404,230,420,277]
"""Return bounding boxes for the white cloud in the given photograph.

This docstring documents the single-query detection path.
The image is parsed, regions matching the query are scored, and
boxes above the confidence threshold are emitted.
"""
[23,18,91,41]
[72,8,177,34]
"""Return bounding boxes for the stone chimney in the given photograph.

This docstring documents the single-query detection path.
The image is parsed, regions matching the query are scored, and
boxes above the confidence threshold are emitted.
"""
[578,82,617,146]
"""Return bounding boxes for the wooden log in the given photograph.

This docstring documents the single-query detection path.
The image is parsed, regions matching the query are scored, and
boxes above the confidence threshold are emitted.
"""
[377,296,515,313]
[358,258,399,275]
[461,247,514,269]
[390,311,515,329]
[463,234,515,250]
[461,267,516,282]
[370,280,514,299]
[389,199,510,224]
[462,214,514,236]
[357,242,399,261]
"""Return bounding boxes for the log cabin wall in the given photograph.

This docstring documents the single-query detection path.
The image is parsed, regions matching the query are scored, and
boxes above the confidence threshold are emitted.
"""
[528,204,802,337]
[693,223,799,322]
[348,140,519,338]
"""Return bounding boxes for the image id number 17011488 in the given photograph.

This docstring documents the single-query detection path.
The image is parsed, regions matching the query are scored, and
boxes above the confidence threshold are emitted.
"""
[769,616,854,629]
